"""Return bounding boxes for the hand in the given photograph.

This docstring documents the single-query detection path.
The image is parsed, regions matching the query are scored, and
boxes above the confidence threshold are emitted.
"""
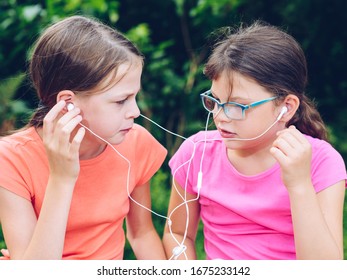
[42,100,85,183]
[0,249,10,260]
[270,126,312,190]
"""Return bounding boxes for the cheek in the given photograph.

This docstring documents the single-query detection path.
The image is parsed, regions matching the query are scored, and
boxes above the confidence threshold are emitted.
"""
[97,114,123,132]
[82,111,122,134]
[242,117,268,133]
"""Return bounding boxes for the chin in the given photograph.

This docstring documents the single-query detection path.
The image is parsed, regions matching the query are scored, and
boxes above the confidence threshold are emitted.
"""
[222,138,259,150]
[107,134,127,146]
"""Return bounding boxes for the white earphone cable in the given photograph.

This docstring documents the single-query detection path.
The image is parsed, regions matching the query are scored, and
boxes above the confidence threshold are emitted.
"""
[77,105,284,260]
[79,122,168,220]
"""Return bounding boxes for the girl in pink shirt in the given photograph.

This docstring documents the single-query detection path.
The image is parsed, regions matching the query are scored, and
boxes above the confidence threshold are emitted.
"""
[163,21,346,260]
[0,15,167,259]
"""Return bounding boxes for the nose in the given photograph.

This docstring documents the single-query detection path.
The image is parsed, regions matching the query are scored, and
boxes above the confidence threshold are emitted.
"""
[126,99,140,119]
[213,106,229,122]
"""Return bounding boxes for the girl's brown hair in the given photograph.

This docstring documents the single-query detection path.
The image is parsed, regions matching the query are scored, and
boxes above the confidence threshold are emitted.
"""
[28,15,143,128]
[204,21,327,140]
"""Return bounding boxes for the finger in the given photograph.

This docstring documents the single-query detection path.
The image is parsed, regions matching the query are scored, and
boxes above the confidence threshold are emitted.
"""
[270,146,287,165]
[276,131,301,150]
[287,126,308,144]
[70,127,85,155]
[277,126,307,145]
[272,130,302,156]
[56,115,83,150]
[55,106,81,127]
[276,125,297,136]
[44,100,66,120]
[43,100,66,139]
[0,249,10,258]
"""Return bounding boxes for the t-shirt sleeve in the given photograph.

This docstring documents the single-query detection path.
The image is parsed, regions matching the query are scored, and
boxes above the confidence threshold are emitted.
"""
[0,140,32,200]
[311,139,347,192]
[133,125,167,186]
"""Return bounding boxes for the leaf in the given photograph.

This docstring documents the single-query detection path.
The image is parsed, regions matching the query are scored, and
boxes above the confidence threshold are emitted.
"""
[0,73,26,101]
[22,5,43,22]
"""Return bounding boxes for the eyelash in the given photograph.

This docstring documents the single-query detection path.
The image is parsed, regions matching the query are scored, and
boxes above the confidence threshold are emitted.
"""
[116,97,129,105]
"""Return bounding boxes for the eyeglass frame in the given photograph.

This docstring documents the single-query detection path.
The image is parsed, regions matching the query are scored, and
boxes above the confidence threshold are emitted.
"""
[200,90,277,120]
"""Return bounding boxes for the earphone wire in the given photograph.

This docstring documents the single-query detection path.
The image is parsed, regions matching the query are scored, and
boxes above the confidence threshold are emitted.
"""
[166,112,212,259]
[77,106,283,259]
[164,108,285,258]
[78,116,205,260]
[140,113,187,141]
[79,122,168,220]
[213,107,284,141]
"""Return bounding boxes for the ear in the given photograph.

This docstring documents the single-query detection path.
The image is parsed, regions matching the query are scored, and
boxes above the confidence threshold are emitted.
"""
[278,94,300,123]
[56,90,75,103]
[57,90,76,112]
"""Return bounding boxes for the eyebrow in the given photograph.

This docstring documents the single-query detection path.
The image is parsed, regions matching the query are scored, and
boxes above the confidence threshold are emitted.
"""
[108,87,142,99]
[210,91,251,103]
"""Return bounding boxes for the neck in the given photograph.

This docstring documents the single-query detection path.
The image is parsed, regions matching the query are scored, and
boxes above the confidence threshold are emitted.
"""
[227,143,277,176]
[79,137,107,160]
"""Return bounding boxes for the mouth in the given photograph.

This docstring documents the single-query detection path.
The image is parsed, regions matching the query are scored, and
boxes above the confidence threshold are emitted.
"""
[218,128,237,139]
[120,126,133,133]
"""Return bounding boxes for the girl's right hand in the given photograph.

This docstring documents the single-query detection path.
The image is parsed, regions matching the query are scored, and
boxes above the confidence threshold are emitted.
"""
[42,100,85,183]
[270,125,312,191]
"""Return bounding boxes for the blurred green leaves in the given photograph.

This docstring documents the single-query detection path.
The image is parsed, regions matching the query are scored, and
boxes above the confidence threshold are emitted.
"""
[0,73,31,134]
[0,0,346,259]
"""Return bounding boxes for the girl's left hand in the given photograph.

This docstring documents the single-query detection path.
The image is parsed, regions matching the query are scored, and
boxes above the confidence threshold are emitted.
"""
[270,125,312,190]
[0,249,10,260]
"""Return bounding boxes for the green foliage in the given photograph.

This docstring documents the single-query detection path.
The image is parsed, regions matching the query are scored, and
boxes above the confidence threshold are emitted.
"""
[344,195,347,259]
[0,225,4,249]
[0,0,346,260]
[0,73,31,134]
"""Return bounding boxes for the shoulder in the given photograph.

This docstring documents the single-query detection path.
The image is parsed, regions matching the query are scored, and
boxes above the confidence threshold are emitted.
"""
[119,123,167,157]
[305,135,347,191]
[190,130,222,142]
[0,128,44,173]
[170,130,222,166]
[126,124,158,143]
[0,128,44,200]
[306,135,344,162]
[124,124,167,186]
[176,130,222,153]
[130,123,148,134]
[0,127,40,156]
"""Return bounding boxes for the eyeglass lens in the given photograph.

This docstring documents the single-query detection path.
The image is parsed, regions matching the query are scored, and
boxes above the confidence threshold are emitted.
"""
[202,95,243,119]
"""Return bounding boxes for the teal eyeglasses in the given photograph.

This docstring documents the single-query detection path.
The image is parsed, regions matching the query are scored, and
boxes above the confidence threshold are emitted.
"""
[200,90,277,120]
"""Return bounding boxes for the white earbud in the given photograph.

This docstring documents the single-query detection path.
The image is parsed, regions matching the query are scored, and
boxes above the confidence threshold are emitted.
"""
[276,106,288,121]
[67,103,75,111]
[172,245,187,259]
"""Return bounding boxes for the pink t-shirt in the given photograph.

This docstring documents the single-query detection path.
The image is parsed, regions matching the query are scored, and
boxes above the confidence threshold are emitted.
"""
[0,124,167,259]
[169,130,346,260]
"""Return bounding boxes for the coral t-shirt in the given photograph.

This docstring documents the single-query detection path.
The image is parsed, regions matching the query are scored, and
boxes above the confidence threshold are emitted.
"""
[169,130,346,259]
[0,124,167,259]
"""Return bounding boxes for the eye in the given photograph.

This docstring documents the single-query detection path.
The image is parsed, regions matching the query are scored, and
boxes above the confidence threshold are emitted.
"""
[210,94,220,103]
[115,97,129,105]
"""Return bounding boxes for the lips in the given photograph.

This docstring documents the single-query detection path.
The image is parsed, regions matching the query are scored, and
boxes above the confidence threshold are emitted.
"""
[120,126,133,133]
[218,128,237,138]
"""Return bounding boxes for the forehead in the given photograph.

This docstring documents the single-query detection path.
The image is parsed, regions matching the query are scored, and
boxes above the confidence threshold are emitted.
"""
[211,71,271,100]
[96,62,143,97]
[115,62,142,89]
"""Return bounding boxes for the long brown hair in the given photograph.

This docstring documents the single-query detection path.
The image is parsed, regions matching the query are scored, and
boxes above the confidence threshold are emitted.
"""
[28,15,143,128]
[204,21,328,140]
